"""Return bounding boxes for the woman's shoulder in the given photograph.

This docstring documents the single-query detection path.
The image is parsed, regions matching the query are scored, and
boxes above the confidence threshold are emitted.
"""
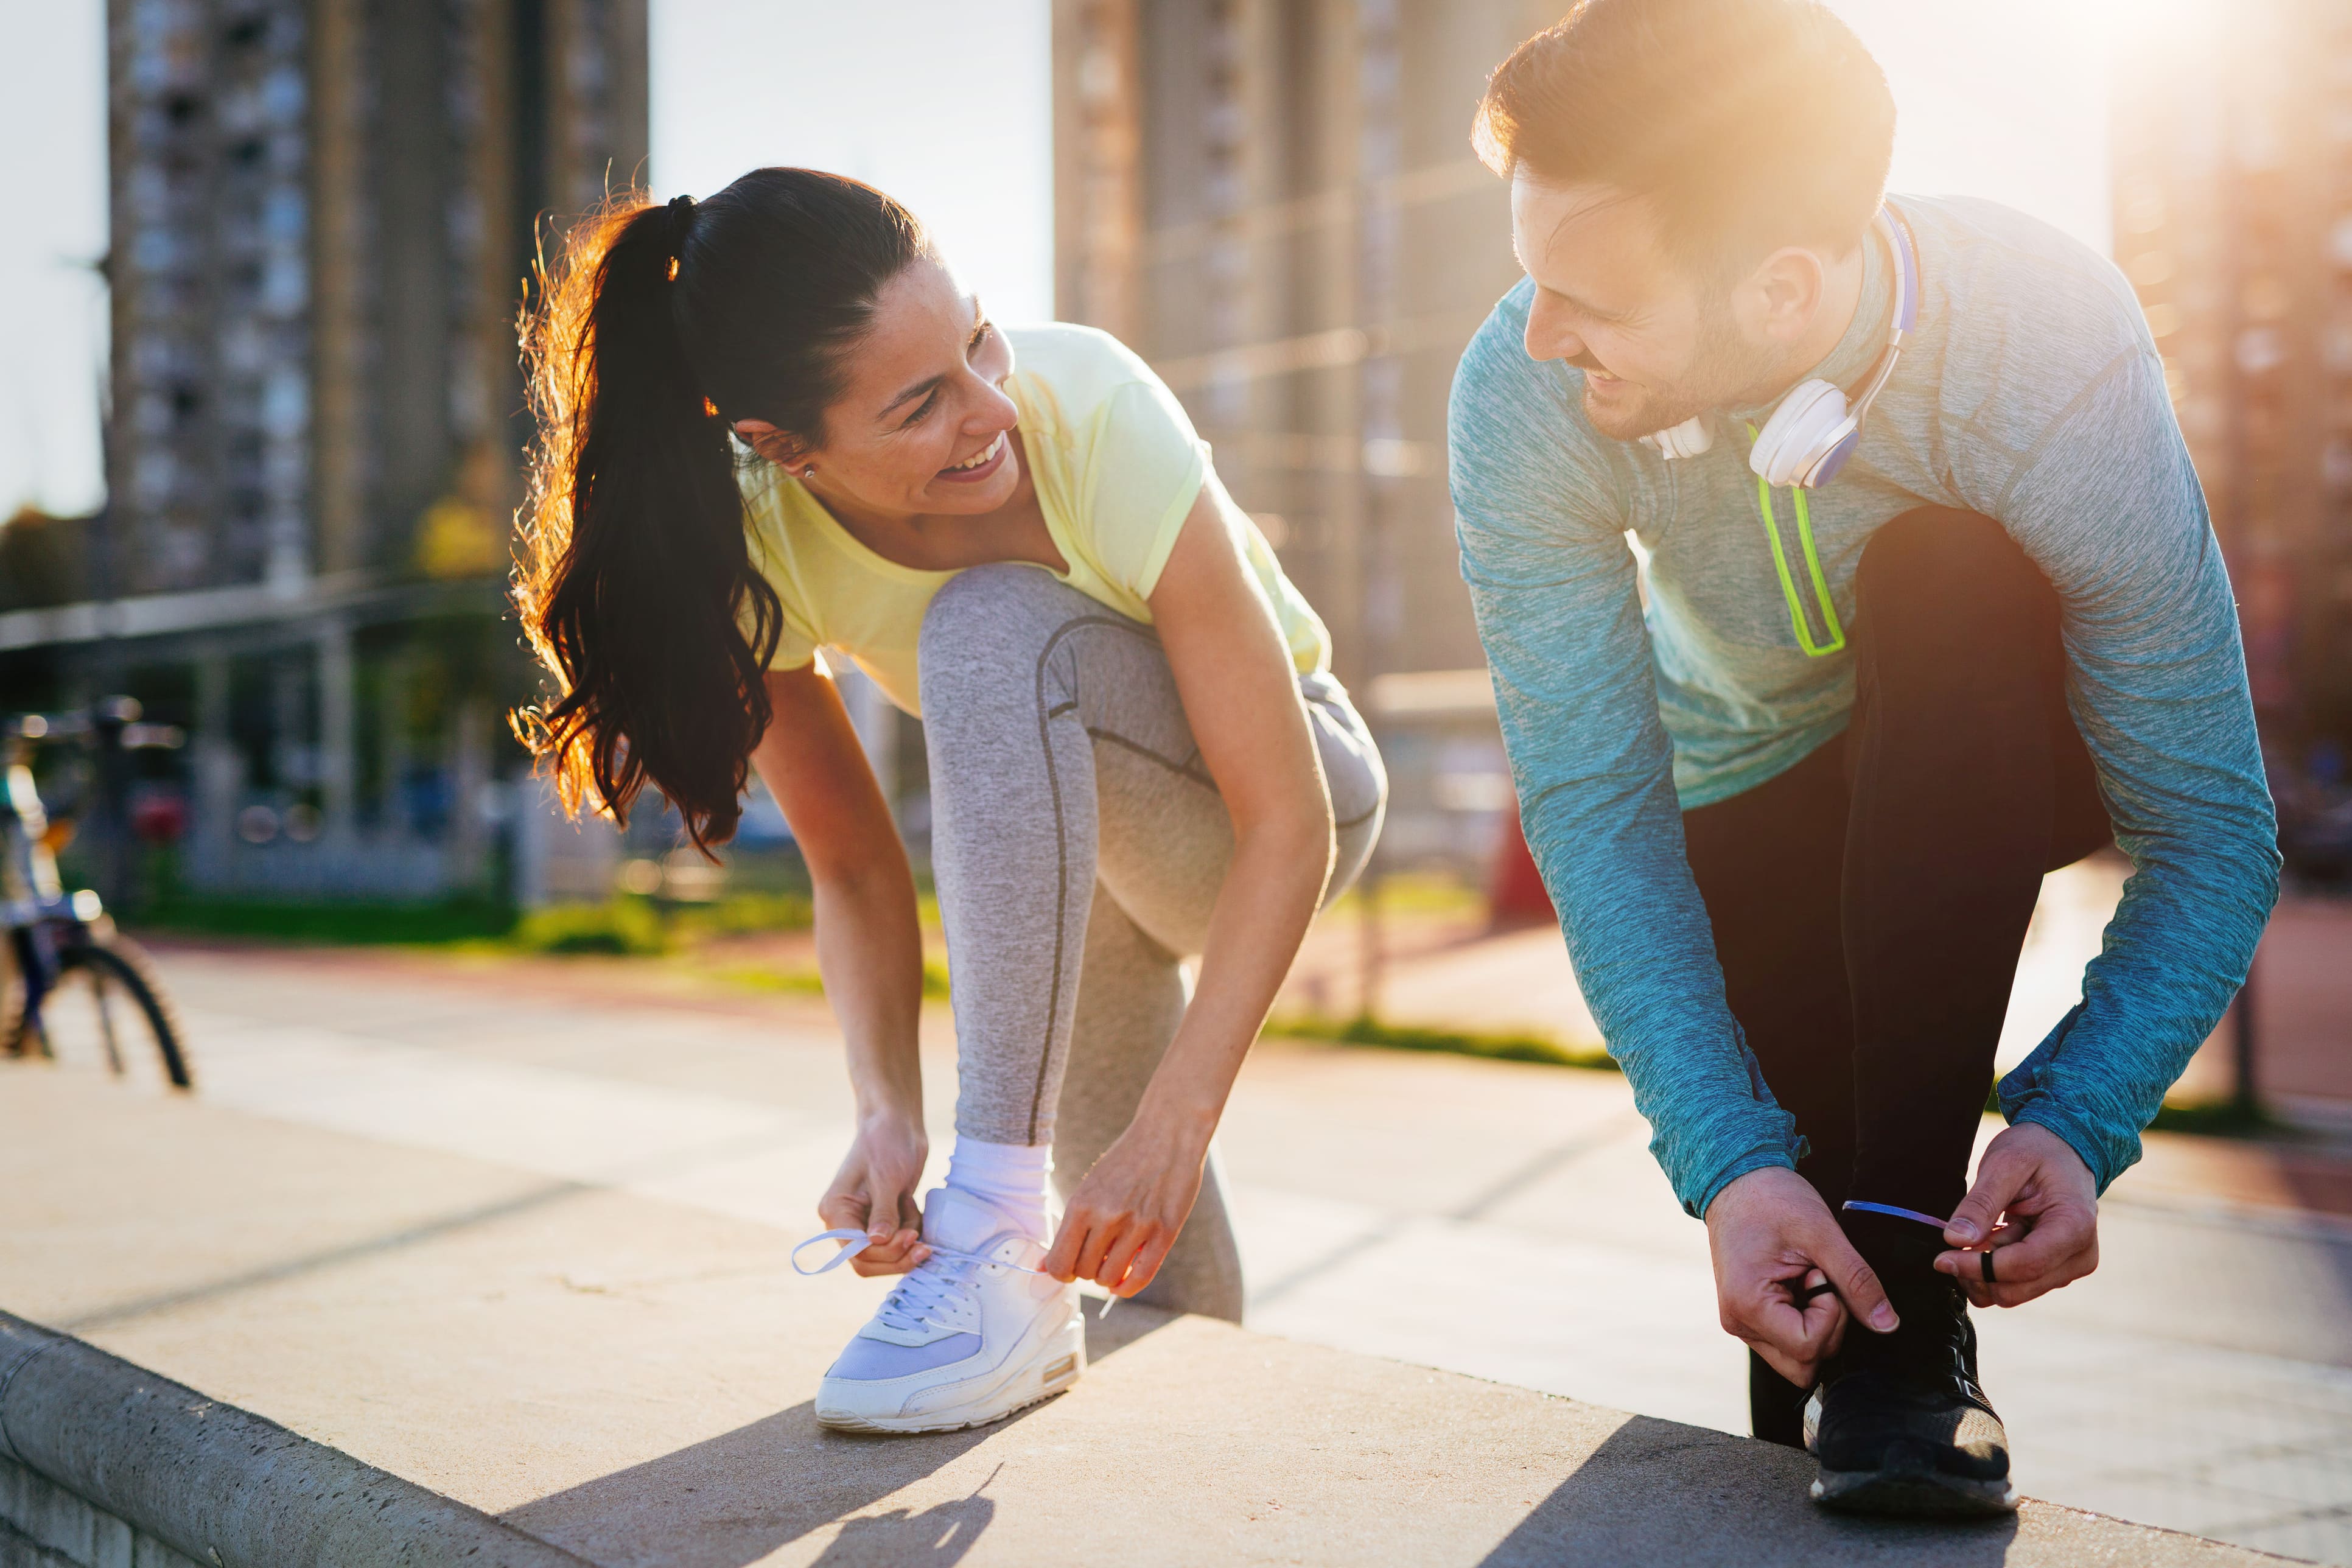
[733,455,811,577]
[1006,323,1172,418]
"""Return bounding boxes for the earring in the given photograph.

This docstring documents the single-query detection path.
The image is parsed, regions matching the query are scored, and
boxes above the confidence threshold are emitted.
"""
[801,465,816,479]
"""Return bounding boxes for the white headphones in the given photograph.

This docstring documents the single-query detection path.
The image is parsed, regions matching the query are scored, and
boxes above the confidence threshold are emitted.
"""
[1639,206,1920,489]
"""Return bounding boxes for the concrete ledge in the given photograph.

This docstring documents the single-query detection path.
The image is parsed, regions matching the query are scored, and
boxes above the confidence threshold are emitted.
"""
[0,1313,589,1568]
[0,1304,2299,1568]
[0,1058,2314,1566]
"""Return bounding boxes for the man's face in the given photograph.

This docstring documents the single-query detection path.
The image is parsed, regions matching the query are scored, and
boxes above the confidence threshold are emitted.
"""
[1509,175,1777,440]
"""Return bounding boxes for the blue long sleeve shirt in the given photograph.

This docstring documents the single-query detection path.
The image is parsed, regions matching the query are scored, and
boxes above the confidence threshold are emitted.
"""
[1447,195,2281,1219]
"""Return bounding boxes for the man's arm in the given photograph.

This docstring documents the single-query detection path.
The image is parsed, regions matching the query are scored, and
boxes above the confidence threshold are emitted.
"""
[1447,304,1801,1219]
[1450,298,1900,1379]
[1975,332,2281,1194]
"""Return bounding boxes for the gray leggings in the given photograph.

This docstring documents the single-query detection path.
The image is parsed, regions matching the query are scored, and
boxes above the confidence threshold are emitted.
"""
[918,564,1385,1321]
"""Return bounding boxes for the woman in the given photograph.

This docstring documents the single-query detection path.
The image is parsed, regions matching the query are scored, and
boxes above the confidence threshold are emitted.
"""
[514,168,1384,1433]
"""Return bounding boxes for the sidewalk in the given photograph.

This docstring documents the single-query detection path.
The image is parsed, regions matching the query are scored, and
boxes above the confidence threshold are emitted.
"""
[1285,858,2352,1119]
[9,940,2352,1561]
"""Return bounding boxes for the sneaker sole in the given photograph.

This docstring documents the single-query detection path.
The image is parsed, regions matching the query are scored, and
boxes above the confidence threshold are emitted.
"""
[1810,1466,2019,1517]
[817,1316,1086,1435]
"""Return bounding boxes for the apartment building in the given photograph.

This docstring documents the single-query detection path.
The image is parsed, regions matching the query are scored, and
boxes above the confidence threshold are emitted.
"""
[2,0,647,899]
[1053,0,1552,864]
[2110,1,2352,764]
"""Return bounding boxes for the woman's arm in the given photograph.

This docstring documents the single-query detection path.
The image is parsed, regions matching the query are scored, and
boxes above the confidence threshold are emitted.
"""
[751,663,933,1275]
[1038,486,1335,1296]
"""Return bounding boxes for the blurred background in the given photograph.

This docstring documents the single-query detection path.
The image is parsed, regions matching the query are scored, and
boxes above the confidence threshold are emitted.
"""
[0,2,2342,1044]
[4,9,2351,1559]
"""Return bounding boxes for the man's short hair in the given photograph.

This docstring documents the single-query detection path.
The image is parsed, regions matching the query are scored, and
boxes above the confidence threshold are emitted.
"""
[1475,0,1895,275]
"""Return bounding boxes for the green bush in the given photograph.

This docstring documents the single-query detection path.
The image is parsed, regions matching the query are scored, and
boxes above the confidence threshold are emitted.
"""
[508,898,669,956]
[133,896,516,945]
[671,891,816,938]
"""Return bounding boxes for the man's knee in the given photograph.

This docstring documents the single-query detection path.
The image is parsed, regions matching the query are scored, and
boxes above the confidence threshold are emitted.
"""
[1863,510,2051,620]
[1855,507,2055,643]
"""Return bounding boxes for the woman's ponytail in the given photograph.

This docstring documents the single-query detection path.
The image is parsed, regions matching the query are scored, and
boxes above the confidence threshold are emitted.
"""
[513,172,925,851]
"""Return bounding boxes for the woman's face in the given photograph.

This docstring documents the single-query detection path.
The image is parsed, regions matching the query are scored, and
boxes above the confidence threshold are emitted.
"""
[745,256,1023,519]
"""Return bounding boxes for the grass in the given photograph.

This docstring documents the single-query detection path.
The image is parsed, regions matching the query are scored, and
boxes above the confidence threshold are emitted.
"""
[508,898,670,956]
[2145,1097,2282,1139]
[1264,1012,1619,1072]
[131,890,817,955]
[710,959,952,999]
[1979,1081,2281,1140]
[1319,871,1487,922]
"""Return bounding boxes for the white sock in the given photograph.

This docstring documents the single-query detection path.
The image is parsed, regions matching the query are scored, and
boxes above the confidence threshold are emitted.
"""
[945,1136,1052,1242]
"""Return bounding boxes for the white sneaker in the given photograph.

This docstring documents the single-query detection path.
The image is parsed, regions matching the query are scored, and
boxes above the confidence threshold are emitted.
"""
[813,1186,1085,1433]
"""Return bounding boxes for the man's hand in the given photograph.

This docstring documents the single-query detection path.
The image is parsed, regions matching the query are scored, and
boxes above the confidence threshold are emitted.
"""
[1938,1122,2098,1307]
[1706,1165,1897,1387]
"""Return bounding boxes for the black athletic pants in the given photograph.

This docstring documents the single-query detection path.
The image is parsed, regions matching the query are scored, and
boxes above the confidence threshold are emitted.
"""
[1678,508,2113,1446]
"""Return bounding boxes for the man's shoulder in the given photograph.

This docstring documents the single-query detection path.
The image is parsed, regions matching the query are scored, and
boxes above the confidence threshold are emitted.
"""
[1900,194,2151,385]
[1455,278,1553,399]
[1451,278,1615,486]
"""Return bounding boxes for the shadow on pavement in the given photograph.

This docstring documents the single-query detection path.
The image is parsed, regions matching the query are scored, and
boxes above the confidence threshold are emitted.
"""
[1480,1416,2021,1568]
[504,1306,1177,1568]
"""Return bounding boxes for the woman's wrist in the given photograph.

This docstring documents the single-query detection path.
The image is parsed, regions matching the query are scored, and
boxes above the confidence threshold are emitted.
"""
[1132,1077,1224,1151]
[853,1089,926,1133]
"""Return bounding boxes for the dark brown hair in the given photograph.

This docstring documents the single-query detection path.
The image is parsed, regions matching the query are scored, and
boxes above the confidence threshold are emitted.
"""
[1474,0,1894,272]
[513,169,929,850]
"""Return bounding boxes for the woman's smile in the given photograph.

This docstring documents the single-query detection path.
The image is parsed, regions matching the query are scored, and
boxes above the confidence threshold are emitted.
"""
[934,430,1010,484]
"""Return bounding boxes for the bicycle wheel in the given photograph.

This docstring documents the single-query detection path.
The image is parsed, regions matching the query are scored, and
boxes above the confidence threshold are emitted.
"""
[58,934,191,1089]
[1,931,24,1056]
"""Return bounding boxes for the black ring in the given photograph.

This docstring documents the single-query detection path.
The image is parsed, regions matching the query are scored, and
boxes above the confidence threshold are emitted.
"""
[1980,1250,1997,1286]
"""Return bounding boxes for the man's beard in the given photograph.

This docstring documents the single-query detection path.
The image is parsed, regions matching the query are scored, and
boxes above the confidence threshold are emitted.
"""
[1577,304,1783,443]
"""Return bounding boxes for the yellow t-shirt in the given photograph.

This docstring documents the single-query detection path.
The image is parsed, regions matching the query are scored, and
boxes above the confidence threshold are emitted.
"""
[737,323,1331,716]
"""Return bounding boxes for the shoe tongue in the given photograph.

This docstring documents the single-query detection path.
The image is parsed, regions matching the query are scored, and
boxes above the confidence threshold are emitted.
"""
[1843,1206,1947,1276]
[1839,1208,1969,1365]
[921,1185,1013,1254]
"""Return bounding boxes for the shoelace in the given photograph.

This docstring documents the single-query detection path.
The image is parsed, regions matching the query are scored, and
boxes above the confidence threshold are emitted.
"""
[791,1228,1117,1320]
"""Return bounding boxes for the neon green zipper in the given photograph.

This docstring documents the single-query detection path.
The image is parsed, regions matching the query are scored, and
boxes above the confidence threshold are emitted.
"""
[1746,425,1847,657]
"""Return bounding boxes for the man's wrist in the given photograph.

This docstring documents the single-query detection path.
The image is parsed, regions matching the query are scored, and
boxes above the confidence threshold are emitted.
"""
[2009,1107,2108,1194]
[1695,1152,1800,1223]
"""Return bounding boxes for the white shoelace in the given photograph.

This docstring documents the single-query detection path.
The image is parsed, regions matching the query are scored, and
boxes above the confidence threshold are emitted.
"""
[792,1228,1116,1320]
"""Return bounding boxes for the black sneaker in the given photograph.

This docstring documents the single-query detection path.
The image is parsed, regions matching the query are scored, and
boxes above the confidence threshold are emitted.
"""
[1805,1207,2019,1517]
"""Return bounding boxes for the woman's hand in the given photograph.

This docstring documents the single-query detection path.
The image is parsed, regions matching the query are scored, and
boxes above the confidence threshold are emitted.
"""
[1040,1107,1213,1298]
[754,665,933,1280]
[817,1113,932,1276]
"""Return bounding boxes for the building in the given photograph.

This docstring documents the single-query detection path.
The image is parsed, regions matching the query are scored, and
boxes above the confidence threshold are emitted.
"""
[2109,2,2352,786]
[1052,0,1550,868]
[1,0,648,901]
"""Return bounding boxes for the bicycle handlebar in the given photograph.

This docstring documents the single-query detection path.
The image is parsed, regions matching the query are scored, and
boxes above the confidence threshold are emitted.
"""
[6,701,184,752]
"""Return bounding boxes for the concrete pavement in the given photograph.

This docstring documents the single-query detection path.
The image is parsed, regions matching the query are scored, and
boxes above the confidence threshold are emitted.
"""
[11,939,2351,1561]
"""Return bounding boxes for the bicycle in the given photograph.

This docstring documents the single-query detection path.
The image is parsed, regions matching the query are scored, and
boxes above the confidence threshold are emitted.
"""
[2,699,192,1088]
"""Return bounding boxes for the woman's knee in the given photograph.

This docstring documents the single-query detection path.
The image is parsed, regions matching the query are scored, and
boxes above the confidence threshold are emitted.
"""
[921,563,1062,657]
[917,564,1086,712]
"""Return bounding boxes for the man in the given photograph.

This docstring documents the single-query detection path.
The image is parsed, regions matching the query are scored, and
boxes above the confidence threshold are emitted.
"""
[1448,0,2279,1517]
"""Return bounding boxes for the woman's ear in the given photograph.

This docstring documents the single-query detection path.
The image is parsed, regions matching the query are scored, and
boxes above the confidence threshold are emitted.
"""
[733,418,808,470]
